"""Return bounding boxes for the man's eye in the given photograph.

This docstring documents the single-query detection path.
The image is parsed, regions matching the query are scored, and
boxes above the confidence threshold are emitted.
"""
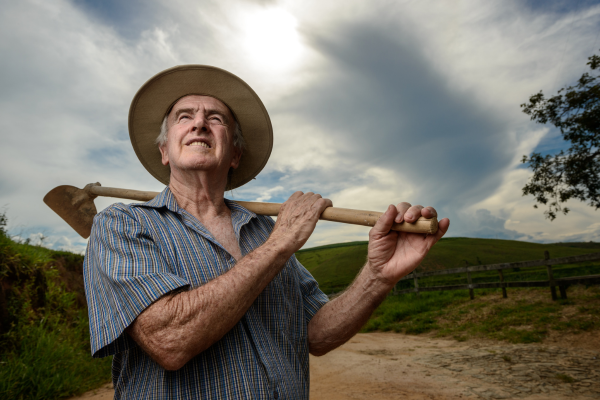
[179,115,191,121]
[210,116,223,123]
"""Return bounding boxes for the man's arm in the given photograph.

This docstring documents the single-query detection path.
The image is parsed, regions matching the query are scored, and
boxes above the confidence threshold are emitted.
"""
[126,192,332,371]
[308,203,450,356]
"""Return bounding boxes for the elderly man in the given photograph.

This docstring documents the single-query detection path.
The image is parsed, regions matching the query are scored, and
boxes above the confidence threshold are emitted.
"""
[84,65,449,399]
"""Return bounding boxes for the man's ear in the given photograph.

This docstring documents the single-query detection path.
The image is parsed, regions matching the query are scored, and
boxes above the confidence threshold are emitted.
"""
[159,144,169,166]
[230,147,242,170]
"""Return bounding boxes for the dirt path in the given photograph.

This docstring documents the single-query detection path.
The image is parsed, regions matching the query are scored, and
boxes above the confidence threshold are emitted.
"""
[71,332,600,400]
[310,333,599,399]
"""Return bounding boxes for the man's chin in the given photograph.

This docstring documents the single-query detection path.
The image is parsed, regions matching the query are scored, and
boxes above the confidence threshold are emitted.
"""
[169,163,230,181]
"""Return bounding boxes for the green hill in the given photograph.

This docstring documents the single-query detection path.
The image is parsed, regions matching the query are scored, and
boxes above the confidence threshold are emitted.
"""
[296,238,600,294]
[298,238,600,344]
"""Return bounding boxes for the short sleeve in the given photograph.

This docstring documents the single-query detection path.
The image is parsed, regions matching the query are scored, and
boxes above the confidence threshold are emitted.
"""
[292,255,329,323]
[83,205,189,358]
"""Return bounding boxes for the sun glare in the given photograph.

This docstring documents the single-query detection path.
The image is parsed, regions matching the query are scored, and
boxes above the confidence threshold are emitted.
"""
[242,8,303,70]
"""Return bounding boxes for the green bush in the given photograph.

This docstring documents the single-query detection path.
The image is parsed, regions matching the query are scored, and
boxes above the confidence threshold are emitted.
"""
[0,213,112,399]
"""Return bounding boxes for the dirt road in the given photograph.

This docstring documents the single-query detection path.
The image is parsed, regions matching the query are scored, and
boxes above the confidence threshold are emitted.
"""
[71,332,600,399]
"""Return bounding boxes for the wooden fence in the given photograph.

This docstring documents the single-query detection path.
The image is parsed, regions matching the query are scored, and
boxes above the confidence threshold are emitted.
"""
[394,251,600,301]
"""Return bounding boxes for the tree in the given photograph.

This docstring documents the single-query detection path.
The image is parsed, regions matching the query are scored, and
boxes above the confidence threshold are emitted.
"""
[520,50,600,220]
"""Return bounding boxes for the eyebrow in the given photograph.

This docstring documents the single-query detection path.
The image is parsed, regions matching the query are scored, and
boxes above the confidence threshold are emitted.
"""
[172,107,230,123]
[172,108,195,120]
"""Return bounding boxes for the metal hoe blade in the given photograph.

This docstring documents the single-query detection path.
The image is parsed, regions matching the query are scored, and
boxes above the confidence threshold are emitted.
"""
[43,184,99,239]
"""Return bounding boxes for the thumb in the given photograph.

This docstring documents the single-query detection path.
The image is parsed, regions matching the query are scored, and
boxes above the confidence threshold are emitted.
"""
[370,205,396,240]
[432,218,450,242]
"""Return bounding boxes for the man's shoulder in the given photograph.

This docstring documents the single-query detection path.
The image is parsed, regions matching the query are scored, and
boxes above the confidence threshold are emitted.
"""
[93,200,165,225]
[95,202,140,219]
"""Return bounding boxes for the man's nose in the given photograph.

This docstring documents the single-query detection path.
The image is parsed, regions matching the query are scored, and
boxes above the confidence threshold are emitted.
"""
[191,114,208,132]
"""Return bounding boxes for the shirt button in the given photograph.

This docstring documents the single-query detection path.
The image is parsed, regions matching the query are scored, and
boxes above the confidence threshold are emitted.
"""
[273,390,279,399]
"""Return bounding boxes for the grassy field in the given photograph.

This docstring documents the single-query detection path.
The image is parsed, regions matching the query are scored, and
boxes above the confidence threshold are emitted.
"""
[362,286,600,344]
[296,237,600,343]
[296,237,600,294]
[0,215,112,400]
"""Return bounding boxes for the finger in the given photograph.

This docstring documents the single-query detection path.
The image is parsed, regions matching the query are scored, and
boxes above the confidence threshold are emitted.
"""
[431,217,450,242]
[313,197,333,213]
[308,195,332,218]
[394,202,412,223]
[371,205,396,240]
[421,206,437,219]
[302,192,324,209]
[404,205,424,223]
[305,192,320,206]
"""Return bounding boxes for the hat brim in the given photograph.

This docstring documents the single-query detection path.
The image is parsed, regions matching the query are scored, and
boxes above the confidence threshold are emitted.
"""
[128,65,273,190]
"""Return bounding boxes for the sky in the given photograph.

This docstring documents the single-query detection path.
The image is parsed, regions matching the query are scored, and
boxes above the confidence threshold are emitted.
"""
[0,0,599,253]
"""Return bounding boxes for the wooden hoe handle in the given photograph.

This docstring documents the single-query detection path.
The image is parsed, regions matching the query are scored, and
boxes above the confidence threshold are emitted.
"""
[88,185,438,234]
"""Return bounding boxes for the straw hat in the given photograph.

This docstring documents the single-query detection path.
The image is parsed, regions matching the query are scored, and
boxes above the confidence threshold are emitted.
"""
[128,65,273,190]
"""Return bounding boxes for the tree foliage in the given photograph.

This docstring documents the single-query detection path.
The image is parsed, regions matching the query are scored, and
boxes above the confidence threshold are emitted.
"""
[521,51,600,220]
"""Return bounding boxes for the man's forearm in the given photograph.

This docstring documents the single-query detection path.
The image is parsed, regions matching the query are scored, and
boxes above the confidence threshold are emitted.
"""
[127,236,291,370]
[307,263,393,356]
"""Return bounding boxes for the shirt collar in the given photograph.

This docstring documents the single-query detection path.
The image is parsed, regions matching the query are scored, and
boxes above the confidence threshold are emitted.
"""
[133,186,258,225]
[132,186,180,213]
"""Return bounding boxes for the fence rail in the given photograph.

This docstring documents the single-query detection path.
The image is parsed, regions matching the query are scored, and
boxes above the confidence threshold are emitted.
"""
[395,251,600,300]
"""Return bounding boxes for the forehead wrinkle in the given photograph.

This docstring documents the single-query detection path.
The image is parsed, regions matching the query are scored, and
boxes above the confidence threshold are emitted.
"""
[172,107,196,120]
[169,101,232,124]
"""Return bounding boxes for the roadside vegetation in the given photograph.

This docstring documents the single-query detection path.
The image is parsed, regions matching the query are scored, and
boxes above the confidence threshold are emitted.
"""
[0,213,111,400]
[1,216,599,398]
[297,238,600,343]
[362,286,600,344]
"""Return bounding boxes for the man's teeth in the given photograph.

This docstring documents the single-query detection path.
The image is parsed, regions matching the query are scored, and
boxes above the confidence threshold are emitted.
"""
[188,142,209,148]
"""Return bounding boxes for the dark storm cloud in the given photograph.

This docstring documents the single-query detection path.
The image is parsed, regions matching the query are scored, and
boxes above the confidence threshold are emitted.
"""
[524,0,600,15]
[277,23,514,209]
[71,0,165,40]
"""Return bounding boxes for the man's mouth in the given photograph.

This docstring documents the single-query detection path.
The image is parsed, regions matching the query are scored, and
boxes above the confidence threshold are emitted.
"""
[187,141,211,149]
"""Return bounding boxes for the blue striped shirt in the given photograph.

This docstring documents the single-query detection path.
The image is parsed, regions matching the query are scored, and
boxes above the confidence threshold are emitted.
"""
[83,187,329,399]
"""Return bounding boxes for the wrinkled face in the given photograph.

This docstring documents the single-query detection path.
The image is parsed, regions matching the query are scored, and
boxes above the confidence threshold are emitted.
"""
[159,95,241,180]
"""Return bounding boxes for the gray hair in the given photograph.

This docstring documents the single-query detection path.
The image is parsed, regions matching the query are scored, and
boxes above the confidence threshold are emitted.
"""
[155,115,245,151]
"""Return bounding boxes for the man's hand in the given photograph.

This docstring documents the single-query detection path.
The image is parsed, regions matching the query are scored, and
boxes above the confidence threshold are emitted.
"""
[367,203,450,285]
[269,191,333,255]
[308,202,448,356]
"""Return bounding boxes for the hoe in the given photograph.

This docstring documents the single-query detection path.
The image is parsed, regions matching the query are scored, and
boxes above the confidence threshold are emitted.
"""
[44,183,438,239]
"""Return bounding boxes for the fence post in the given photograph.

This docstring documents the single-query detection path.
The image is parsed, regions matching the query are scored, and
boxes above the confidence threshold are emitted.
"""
[465,261,474,300]
[467,271,474,300]
[559,285,568,299]
[545,251,557,301]
[413,273,420,297]
[498,269,507,298]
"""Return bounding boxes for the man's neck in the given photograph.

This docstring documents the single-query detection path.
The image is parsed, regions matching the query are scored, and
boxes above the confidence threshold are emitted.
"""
[168,171,230,223]
[168,171,243,260]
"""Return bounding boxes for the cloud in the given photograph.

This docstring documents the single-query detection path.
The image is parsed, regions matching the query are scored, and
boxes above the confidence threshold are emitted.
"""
[279,20,513,208]
[558,223,600,243]
[1,0,599,253]
[457,209,532,241]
